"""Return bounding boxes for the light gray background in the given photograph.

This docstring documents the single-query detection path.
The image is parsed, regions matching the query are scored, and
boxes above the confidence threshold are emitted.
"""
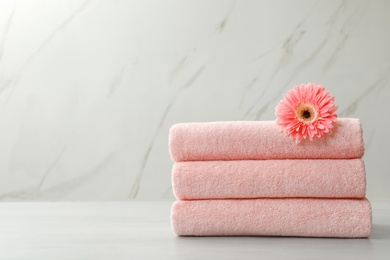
[0,0,389,201]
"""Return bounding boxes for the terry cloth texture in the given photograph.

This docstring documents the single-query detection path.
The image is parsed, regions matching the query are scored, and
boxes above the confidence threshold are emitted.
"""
[169,118,364,162]
[172,159,366,200]
[171,198,372,237]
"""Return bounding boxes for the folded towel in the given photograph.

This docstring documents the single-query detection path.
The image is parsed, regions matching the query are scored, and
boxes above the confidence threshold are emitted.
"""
[172,159,366,200]
[171,198,372,237]
[169,118,364,162]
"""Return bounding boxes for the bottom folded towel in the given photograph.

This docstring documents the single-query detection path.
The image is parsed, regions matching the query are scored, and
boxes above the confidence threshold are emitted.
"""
[171,198,372,238]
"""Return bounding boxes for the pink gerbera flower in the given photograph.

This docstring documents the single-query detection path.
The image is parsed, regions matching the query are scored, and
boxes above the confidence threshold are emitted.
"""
[275,83,338,143]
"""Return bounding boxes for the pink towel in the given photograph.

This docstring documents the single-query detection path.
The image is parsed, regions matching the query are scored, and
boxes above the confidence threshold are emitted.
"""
[169,118,364,162]
[171,198,372,237]
[172,159,366,200]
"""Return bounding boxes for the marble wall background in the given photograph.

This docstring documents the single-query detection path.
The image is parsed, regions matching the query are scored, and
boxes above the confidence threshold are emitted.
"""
[0,0,389,201]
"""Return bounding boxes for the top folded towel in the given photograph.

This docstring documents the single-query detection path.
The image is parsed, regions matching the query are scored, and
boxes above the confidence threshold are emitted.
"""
[169,118,364,161]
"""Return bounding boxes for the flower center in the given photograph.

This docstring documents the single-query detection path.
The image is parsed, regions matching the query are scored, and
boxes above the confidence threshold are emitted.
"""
[302,110,311,119]
[296,103,317,124]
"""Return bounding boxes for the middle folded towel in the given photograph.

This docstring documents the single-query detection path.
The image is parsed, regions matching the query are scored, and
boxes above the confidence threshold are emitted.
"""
[173,159,366,199]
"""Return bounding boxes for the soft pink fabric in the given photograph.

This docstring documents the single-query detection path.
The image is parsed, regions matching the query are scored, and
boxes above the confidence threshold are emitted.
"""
[172,159,366,200]
[169,118,364,162]
[171,198,372,237]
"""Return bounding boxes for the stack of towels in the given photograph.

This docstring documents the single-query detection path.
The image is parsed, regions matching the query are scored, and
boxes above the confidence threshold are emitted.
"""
[169,118,372,237]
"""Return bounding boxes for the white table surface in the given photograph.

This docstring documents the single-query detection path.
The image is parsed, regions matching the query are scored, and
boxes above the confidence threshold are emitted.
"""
[0,200,389,260]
